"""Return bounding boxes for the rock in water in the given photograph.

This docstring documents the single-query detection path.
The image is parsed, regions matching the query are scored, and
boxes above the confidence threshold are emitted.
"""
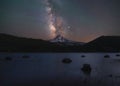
[81,64,92,75]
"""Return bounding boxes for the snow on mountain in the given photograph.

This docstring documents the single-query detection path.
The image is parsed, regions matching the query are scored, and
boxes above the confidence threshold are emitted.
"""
[50,35,85,45]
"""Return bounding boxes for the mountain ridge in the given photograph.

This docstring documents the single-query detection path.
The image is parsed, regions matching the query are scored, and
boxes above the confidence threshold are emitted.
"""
[0,33,120,52]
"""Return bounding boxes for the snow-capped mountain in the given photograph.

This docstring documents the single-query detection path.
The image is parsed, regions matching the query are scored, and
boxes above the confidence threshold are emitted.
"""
[50,35,85,45]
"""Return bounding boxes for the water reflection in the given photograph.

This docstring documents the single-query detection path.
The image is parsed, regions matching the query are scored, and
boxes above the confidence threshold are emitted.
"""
[0,53,120,86]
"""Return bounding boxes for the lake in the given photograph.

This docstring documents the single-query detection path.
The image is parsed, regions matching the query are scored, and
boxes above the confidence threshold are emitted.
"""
[0,53,120,86]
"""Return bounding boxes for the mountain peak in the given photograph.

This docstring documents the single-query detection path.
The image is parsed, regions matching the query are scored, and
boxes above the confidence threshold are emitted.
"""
[50,35,72,43]
[50,35,85,45]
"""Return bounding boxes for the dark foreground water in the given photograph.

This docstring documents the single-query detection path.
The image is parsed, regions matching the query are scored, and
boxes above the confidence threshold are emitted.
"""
[0,53,120,86]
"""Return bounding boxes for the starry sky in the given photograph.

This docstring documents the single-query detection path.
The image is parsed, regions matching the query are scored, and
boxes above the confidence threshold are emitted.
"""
[0,0,120,42]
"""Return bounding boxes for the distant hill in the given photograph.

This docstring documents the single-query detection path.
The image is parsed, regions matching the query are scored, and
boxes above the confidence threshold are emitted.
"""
[84,36,120,52]
[0,33,53,52]
[0,33,83,52]
[0,33,120,52]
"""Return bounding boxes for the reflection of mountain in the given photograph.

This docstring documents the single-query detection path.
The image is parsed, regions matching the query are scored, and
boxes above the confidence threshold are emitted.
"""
[0,33,120,52]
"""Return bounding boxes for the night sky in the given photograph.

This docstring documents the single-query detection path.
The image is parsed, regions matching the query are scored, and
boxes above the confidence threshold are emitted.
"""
[0,0,120,42]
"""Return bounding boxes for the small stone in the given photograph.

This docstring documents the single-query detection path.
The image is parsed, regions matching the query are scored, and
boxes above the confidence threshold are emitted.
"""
[104,55,110,58]
[5,57,12,61]
[62,58,72,64]
[81,55,85,58]
[108,74,113,77]
[81,64,91,75]
[22,55,30,59]
[116,54,120,57]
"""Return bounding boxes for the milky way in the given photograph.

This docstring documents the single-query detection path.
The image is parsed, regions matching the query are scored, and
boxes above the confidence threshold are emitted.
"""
[0,0,120,42]
[44,0,69,37]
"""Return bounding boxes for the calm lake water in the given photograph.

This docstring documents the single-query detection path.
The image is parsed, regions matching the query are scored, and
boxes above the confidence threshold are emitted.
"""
[0,53,120,86]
